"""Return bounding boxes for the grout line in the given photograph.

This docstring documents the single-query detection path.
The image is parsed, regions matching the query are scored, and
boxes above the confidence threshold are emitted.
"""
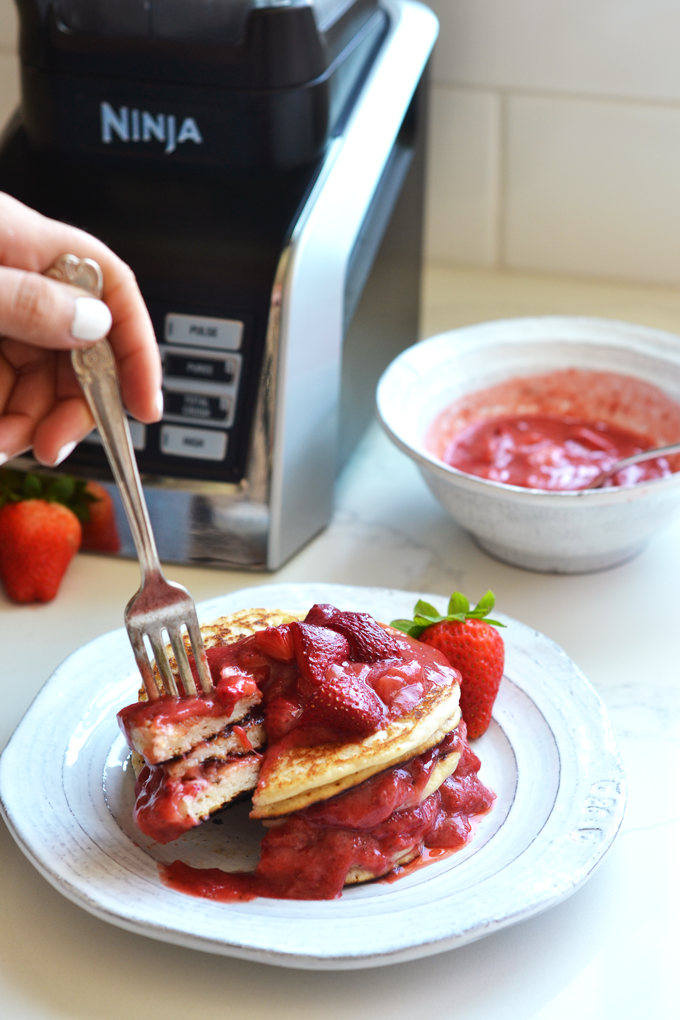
[432,79,680,113]
[495,91,508,271]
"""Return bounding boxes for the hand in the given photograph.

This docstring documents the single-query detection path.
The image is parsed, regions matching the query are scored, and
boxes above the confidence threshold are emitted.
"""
[0,192,162,467]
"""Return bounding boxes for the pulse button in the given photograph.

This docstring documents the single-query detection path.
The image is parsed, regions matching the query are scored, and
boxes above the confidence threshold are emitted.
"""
[164,313,243,350]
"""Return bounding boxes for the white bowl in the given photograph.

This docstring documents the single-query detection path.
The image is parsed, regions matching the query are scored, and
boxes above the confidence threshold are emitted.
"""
[376,316,680,573]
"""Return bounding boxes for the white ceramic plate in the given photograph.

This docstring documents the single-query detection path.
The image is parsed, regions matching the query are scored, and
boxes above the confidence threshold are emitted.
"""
[0,583,626,970]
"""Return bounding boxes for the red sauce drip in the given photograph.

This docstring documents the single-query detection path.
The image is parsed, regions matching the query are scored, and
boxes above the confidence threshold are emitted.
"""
[232,725,254,752]
[159,722,495,901]
[444,414,671,490]
[133,764,206,844]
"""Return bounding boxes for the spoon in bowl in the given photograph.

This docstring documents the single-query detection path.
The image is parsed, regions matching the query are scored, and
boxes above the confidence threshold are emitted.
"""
[584,440,680,489]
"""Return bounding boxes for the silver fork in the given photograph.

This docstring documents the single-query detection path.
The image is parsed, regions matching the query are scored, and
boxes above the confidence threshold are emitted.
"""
[46,254,212,702]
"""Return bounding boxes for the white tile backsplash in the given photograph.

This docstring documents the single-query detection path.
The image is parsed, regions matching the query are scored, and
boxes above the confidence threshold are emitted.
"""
[503,95,680,285]
[428,0,680,103]
[0,0,17,54]
[423,0,680,284]
[424,86,500,267]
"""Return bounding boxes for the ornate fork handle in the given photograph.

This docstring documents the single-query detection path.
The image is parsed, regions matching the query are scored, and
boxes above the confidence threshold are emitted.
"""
[46,254,212,701]
[46,255,162,581]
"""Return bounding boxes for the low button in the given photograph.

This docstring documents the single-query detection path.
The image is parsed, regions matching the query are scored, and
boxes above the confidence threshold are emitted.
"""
[160,425,227,461]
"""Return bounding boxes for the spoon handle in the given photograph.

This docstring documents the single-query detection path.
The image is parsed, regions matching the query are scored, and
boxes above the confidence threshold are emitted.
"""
[586,440,680,489]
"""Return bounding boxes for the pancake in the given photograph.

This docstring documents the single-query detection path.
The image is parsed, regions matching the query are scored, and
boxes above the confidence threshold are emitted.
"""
[345,848,421,884]
[130,712,266,781]
[343,743,463,883]
[121,690,261,766]
[117,603,492,896]
[251,702,461,817]
[133,753,263,844]
[251,655,461,818]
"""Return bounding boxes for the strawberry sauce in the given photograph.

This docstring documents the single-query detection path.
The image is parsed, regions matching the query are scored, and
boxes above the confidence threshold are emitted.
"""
[119,605,488,899]
[444,414,670,490]
[160,721,494,901]
[134,762,207,844]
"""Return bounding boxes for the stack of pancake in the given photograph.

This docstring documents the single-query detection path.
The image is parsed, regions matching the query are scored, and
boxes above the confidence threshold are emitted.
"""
[119,606,466,888]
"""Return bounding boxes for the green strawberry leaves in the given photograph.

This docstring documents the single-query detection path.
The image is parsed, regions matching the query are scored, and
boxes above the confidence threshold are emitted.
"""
[391,590,505,639]
[0,468,97,523]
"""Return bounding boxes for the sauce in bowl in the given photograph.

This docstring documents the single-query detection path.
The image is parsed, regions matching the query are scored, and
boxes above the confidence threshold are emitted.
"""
[427,369,680,491]
[443,414,670,490]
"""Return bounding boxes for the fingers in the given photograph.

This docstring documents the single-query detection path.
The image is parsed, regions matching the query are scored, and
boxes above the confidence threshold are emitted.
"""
[0,267,112,349]
[0,343,94,466]
[31,397,95,466]
[0,342,55,462]
[102,264,163,423]
[30,349,96,466]
[0,192,163,425]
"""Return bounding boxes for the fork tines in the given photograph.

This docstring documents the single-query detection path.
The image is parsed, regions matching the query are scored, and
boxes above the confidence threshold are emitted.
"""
[126,603,212,702]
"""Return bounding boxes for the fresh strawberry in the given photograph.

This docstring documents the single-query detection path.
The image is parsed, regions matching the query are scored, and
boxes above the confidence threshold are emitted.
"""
[391,592,505,739]
[302,664,384,738]
[0,499,81,603]
[80,481,121,553]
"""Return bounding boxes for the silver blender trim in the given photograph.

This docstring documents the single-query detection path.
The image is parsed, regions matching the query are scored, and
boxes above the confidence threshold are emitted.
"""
[230,0,438,568]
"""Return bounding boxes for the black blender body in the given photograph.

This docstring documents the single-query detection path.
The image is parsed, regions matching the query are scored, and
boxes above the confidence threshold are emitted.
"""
[0,0,436,568]
[17,0,386,172]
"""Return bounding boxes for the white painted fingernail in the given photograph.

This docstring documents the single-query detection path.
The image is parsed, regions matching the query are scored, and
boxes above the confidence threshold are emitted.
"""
[0,453,8,466]
[54,441,77,465]
[71,297,112,342]
[156,390,164,417]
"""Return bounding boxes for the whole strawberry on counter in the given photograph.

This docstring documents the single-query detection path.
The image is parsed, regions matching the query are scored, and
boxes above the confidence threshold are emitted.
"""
[80,480,121,553]
[391,591,505,739]
[0,469,92,603]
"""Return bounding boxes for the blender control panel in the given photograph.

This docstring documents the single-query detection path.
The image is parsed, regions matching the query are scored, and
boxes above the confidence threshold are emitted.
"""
[78,307,253,482]
[159,312,243,461]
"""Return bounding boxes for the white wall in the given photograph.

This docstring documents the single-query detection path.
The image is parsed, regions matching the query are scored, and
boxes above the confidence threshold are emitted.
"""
[0,0,18,128]
[425,0,680,284]
[1,0,679,286]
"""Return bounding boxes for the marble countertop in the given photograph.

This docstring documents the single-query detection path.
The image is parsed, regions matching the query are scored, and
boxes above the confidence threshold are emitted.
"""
[2,266,680,1019]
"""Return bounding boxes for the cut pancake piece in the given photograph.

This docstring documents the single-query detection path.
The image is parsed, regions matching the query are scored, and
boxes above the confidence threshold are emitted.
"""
[134,753,262,844]
[130,712,266,780]
[164,716,265,780]
[119,686,261,766]
[251,682,461,818]
[118,608,301,765]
